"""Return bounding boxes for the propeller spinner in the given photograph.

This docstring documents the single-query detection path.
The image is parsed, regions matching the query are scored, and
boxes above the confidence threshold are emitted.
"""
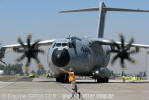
[14,34,45,72]
[110,33,139,68]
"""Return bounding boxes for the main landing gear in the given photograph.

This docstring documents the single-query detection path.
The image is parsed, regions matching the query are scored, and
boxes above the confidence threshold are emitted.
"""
[97,77,109,83]
[56,74,69,83]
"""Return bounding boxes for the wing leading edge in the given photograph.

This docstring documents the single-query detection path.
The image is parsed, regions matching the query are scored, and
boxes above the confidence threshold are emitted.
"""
[91,39,149,49]
[2,39,55,49]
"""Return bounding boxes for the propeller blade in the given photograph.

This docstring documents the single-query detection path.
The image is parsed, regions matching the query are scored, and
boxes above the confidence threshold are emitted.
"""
[17,37,25,48]
[33,49,45,54]
[25,58,31,67]
[0,60,7,65]
[126,56,135,63]
[110,49,120,53]
[13,48,25,53]
[111,40,120,50]
[34,57,41,67]
[111,54,119,64]
[24,57,31,73]
[16,54,26,62]
[119,33,125,48]
[120,58,125,68]
[31,40,41,50]
[27,34,32,48]
[126,37,134,50]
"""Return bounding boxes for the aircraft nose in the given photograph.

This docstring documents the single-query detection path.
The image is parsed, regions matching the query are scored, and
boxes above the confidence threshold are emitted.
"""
[52,48,70,67]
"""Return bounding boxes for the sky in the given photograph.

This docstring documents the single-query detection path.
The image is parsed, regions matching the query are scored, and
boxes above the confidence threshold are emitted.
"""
[0,0,149,74]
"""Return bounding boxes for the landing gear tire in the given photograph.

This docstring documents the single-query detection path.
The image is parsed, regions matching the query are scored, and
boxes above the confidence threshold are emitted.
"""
[63,74,69,83]
[105,77,109,83]
[56,74,69,83]
[97,77,109,83]
[56,77,62,82]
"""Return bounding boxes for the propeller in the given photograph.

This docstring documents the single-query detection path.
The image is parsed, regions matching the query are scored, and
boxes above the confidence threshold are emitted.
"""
[110,33,139,68]
[0,44,7,65]
[14,34,45,72]
[0,60,7,66]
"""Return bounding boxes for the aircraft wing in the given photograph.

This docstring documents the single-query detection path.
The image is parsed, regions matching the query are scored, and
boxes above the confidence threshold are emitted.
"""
[2,39,55,49]
[91,38,149,49]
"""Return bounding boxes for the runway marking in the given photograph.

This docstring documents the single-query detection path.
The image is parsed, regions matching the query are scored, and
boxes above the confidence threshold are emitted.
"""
[0,79,148,100]
[56,83,72,93]
[57,83,84,100]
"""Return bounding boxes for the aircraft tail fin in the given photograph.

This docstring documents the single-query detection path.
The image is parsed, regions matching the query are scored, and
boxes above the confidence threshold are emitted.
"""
[59,8,99,13]
[104,8,149,12]
[60,2,149,38]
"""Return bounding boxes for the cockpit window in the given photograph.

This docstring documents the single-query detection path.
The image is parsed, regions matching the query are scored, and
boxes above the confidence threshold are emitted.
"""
[53,42,69,48]
[62,43,68,47]
[56,43,61,47]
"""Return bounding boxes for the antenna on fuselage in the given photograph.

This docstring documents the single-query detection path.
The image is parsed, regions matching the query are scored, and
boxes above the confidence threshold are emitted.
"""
[60,2,149,38]
[69,34,72,40]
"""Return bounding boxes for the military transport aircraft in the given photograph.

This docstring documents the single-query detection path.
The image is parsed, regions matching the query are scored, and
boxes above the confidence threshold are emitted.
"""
[0,2,149,83]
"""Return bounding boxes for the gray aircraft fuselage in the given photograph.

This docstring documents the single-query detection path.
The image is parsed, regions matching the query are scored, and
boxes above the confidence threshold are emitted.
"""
[47,37,111,78]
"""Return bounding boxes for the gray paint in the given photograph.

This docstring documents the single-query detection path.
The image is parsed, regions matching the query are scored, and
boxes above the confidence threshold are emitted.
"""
[47,38,110,78]
[98,2,106,38]
[46,1,149,79]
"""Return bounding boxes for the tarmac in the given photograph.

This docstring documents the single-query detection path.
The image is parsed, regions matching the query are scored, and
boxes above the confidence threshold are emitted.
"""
[0,76,149,100]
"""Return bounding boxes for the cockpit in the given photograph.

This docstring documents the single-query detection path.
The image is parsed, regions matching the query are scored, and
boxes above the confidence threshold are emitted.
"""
[53,42,73,48]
